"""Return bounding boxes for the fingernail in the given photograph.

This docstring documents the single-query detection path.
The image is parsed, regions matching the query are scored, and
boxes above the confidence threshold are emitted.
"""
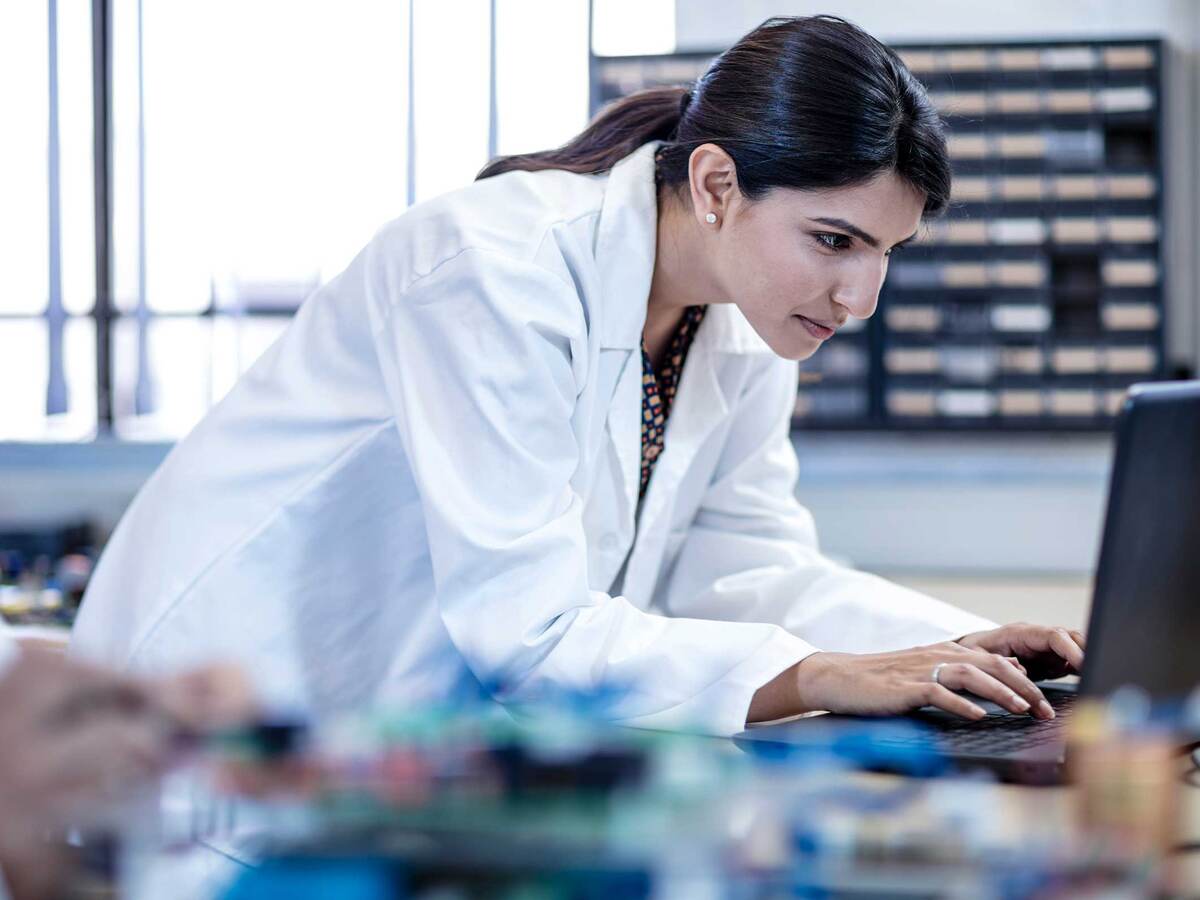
[1038,701,1055,719]
[972,706,987,720]
[1012,695,1030,712]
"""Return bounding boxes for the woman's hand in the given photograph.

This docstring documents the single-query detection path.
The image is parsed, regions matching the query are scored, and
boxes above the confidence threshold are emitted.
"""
[750,636,1071,725]
[955,622,1085,682]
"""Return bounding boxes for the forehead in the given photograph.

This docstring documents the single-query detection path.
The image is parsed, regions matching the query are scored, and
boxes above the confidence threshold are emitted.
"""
[758,172,926,242]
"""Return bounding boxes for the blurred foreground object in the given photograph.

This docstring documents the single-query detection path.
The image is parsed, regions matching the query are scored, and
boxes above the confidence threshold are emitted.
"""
[0,651,256,899]
[1068,687,1191,889]
[193,689,1195,899]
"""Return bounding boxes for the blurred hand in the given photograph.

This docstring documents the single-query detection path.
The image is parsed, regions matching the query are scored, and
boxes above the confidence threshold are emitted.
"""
[956,622,1085,682]
[0,652,171,837]
[0,655,259,833]
[153,664,259,734]
[0,652,258,899]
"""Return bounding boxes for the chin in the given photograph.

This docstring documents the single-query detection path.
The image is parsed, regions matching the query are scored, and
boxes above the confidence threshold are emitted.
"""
[768,335,821,362]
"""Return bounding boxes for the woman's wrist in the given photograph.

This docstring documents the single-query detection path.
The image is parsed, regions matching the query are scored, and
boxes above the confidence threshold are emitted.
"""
[747,651,837,724]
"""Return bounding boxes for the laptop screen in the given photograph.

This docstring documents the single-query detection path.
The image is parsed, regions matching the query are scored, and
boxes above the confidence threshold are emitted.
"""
[1081,381,1200,701]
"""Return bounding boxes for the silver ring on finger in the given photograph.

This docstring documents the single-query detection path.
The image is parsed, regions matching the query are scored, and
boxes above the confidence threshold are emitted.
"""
[931,662,950,685]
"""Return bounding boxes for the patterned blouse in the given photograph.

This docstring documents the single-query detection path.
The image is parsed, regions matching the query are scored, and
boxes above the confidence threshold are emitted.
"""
[639,304,708,499]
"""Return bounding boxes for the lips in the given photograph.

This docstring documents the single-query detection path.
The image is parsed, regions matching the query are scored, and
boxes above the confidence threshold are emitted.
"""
[795,314,836,340]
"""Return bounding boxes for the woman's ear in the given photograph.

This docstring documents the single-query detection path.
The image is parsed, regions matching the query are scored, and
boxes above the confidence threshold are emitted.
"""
[687,143,740,227]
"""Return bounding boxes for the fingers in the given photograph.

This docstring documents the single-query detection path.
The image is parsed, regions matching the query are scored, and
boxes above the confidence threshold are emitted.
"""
[48,716,170,787]
[4,654,156,732]
[935,661,1036,717]
[1047,627,1085,673]
[973,652,1053,719]
[41,681,153,731]
[1010,623,1085,671]
[10,716,170,827]
[919,683,986,721]
[153,665,259,733]
[972,623,1087,680]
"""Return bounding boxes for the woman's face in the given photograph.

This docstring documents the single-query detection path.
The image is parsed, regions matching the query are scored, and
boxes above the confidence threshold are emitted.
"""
[707,168,926,362]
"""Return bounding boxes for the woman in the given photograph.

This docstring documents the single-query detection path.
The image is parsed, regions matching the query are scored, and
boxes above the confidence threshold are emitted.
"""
[72,16,1083,736]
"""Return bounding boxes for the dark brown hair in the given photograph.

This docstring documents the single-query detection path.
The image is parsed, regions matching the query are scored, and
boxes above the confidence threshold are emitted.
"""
[476,15,950,217]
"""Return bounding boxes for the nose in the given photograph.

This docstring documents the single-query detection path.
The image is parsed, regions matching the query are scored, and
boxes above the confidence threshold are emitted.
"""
[832,255,888,320]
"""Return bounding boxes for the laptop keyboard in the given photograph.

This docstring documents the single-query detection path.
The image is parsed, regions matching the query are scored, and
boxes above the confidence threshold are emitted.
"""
[888,690,1077,755]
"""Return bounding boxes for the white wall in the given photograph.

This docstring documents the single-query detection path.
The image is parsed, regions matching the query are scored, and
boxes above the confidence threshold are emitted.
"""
[675,0,1200,376]
[791,433,1111,574]
[675,1,1199,48]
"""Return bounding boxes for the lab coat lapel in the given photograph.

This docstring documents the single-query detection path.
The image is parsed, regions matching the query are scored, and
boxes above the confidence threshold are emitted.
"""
[620,315,731,605]
[603,348,642,531]
[655,329,730,490]
[594,143,661,528]
[594,142,659,352]
[645,305,773,513]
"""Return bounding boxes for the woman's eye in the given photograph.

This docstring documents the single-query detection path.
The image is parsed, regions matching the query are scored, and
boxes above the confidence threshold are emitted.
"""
[814,233,851,251]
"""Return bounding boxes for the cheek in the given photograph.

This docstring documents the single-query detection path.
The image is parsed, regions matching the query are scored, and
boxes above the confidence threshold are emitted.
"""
[723,230,809,311]
[717,224,831,360]
[733,257,831,360]
[744,261,816,322]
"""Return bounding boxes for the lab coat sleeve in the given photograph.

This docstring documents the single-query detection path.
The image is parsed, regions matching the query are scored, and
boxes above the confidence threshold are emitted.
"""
[367,244,814,736]
[658,356,996,653]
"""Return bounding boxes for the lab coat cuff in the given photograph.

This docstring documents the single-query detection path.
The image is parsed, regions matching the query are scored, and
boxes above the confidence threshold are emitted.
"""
[710,627,818,738]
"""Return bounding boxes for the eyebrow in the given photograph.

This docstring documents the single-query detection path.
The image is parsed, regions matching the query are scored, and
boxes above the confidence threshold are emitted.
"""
[810,217,918,250]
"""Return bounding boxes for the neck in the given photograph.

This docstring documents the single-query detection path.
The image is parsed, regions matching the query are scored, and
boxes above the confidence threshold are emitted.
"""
[645,189,720,347]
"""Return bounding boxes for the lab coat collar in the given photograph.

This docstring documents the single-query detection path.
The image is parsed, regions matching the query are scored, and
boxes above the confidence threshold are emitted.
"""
[595,142,772,357]
[595,143,657,350]
[694,302,773,356]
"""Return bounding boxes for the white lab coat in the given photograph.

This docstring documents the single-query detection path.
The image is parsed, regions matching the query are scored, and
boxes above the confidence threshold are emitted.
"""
[70,142,992,737]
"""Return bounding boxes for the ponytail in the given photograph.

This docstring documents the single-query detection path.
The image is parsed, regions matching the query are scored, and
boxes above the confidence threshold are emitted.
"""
[476,86,689,180]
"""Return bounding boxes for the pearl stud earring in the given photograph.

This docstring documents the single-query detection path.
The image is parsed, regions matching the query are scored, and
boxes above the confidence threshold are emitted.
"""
[705,212,717,224]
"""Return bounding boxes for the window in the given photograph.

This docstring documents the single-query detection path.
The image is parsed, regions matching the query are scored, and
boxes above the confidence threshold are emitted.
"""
[0,1,96,440]
[3,0,588,442]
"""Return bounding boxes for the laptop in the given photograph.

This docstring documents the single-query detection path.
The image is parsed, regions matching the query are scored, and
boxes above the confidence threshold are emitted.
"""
[736,380,1200,784]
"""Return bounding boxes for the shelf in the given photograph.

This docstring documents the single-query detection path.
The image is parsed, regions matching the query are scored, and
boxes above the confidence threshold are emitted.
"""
[591,37,1167,431]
